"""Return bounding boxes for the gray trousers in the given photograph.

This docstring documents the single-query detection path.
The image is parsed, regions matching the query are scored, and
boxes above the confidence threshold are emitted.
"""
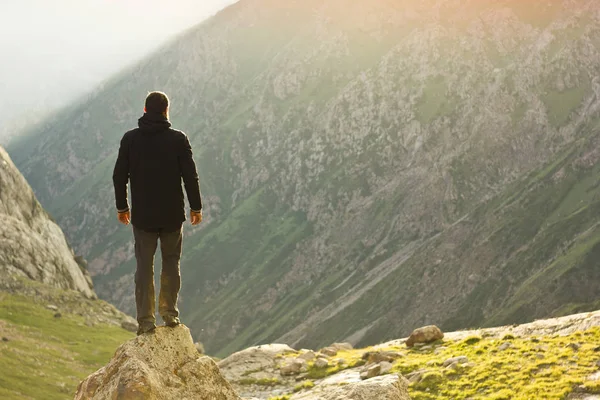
[133,225,183,326]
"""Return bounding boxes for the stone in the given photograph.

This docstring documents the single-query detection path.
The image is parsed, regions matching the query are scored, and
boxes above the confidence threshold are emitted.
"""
[405,325,444,348]
[360,364,381,380]
[46,305,58,311]
[568,343,582,351]
[1,337,8,342]
[281,359,308,376]
[498,342,512,351]
[219,343,296,382]
[406,369,428,383]
[54,312,62,319]
[331,342,353,351]
[290,374,410,400]
[74,325,240,400]
[298,350,317,361]
[362,351,403,365]
[434,346,448,355]
[195,342,205,354]
[443,356,468,368]
[314,358,329,369]
[320,347,338,357]
[379,361,393,374]
[120,319,138,333]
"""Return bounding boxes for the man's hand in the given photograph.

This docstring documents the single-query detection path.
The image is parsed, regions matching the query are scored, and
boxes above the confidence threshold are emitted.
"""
[190,210,202,226]
[117,211,131,225]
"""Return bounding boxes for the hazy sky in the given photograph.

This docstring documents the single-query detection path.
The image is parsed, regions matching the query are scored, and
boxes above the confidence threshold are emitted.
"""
[0,0,237,141]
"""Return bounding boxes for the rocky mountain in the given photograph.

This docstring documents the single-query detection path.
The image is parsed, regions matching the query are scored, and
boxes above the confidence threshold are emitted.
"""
[8,0,600,356]
[0,146,95,298]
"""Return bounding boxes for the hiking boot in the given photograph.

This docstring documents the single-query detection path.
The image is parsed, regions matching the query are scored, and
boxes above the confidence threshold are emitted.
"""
[136,323,156,336]
[163,316,181,327]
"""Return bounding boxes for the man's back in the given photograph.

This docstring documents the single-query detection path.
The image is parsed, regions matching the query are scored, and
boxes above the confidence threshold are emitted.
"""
[113,112,202,232]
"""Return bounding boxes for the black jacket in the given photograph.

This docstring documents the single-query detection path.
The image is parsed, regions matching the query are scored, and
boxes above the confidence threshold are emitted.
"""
[113,112,202,231]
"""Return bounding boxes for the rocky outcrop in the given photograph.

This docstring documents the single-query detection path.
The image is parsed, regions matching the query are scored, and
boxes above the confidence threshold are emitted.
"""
[219,344,297,382]
[0,146,94,298]
[405,326,444,348]
[75,325,240,400]
[290,374,410,400]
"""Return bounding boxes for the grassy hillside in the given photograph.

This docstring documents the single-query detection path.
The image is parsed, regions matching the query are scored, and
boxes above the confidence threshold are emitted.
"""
[0,278,133,400]
[8,0,600,356]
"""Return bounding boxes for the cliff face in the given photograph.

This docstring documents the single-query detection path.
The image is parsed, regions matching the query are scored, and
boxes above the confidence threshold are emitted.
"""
[0,146,95,298]
[8,0,600,355]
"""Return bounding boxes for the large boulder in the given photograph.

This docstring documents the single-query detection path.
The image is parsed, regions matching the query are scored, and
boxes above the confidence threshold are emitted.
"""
[74,325,240,400]
[218,343,297,381]
[290,374,410,400]
[405,325,444,348]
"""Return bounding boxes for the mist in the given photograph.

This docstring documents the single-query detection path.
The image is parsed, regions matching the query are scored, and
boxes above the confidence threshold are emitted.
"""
[0,0,237,143]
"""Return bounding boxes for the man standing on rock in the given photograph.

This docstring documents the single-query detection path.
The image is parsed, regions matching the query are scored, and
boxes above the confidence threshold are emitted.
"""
[113,91,202,335]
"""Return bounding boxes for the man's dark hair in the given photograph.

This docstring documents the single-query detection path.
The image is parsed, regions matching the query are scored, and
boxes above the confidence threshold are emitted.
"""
[145,91,169,114]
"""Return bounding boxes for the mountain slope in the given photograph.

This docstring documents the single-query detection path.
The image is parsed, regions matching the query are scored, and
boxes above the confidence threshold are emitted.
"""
[0,146,95,298]
[8,0,600,356]
[0,276,134,400]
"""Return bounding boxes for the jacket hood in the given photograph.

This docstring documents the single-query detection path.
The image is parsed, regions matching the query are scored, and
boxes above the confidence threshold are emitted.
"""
[138,112,172,132]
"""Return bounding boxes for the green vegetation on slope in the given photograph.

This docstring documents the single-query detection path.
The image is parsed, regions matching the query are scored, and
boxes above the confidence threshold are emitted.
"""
[270,327,600,400]
[0,281,133,400]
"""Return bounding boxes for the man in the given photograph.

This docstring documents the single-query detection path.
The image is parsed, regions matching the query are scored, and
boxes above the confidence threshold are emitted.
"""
[113,91,202,335]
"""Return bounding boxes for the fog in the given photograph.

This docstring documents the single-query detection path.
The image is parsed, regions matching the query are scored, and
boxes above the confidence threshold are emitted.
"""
[0,0,237,143]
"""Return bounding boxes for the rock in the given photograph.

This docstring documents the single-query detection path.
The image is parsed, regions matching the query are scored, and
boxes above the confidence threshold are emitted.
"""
[331,342,353,351]
[434,346,448,355]
[379,361,393,374]
[281,359,308,376]
[568,343,582,351]
[298,350,317,361]
[498,342,512,351]
[314,358,329,369]
[54,312,62,319]
[74,325,240,400]
[1,337,8,342]
[320,347,338,357]
[290,374,410,399]
[219,343,296,382]
[46,305,58,311]
[120,319,138,333]
[360,364,381,380]
[362,351,403,365]
[335,358,346,366]
[406,369,428,383]
[588,371,600,382]
[405,325,444,348]
[195,342,205,354]
[0,146,96,299]
[443,356,468,368]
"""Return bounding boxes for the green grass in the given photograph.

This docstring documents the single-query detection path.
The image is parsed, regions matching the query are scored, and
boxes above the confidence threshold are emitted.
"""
[0,289,133,399]
[391,327,600,400]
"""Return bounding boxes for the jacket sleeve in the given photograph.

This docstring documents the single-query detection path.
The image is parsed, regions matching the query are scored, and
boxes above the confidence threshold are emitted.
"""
[112,134,130,212]
[178,134,202,212]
